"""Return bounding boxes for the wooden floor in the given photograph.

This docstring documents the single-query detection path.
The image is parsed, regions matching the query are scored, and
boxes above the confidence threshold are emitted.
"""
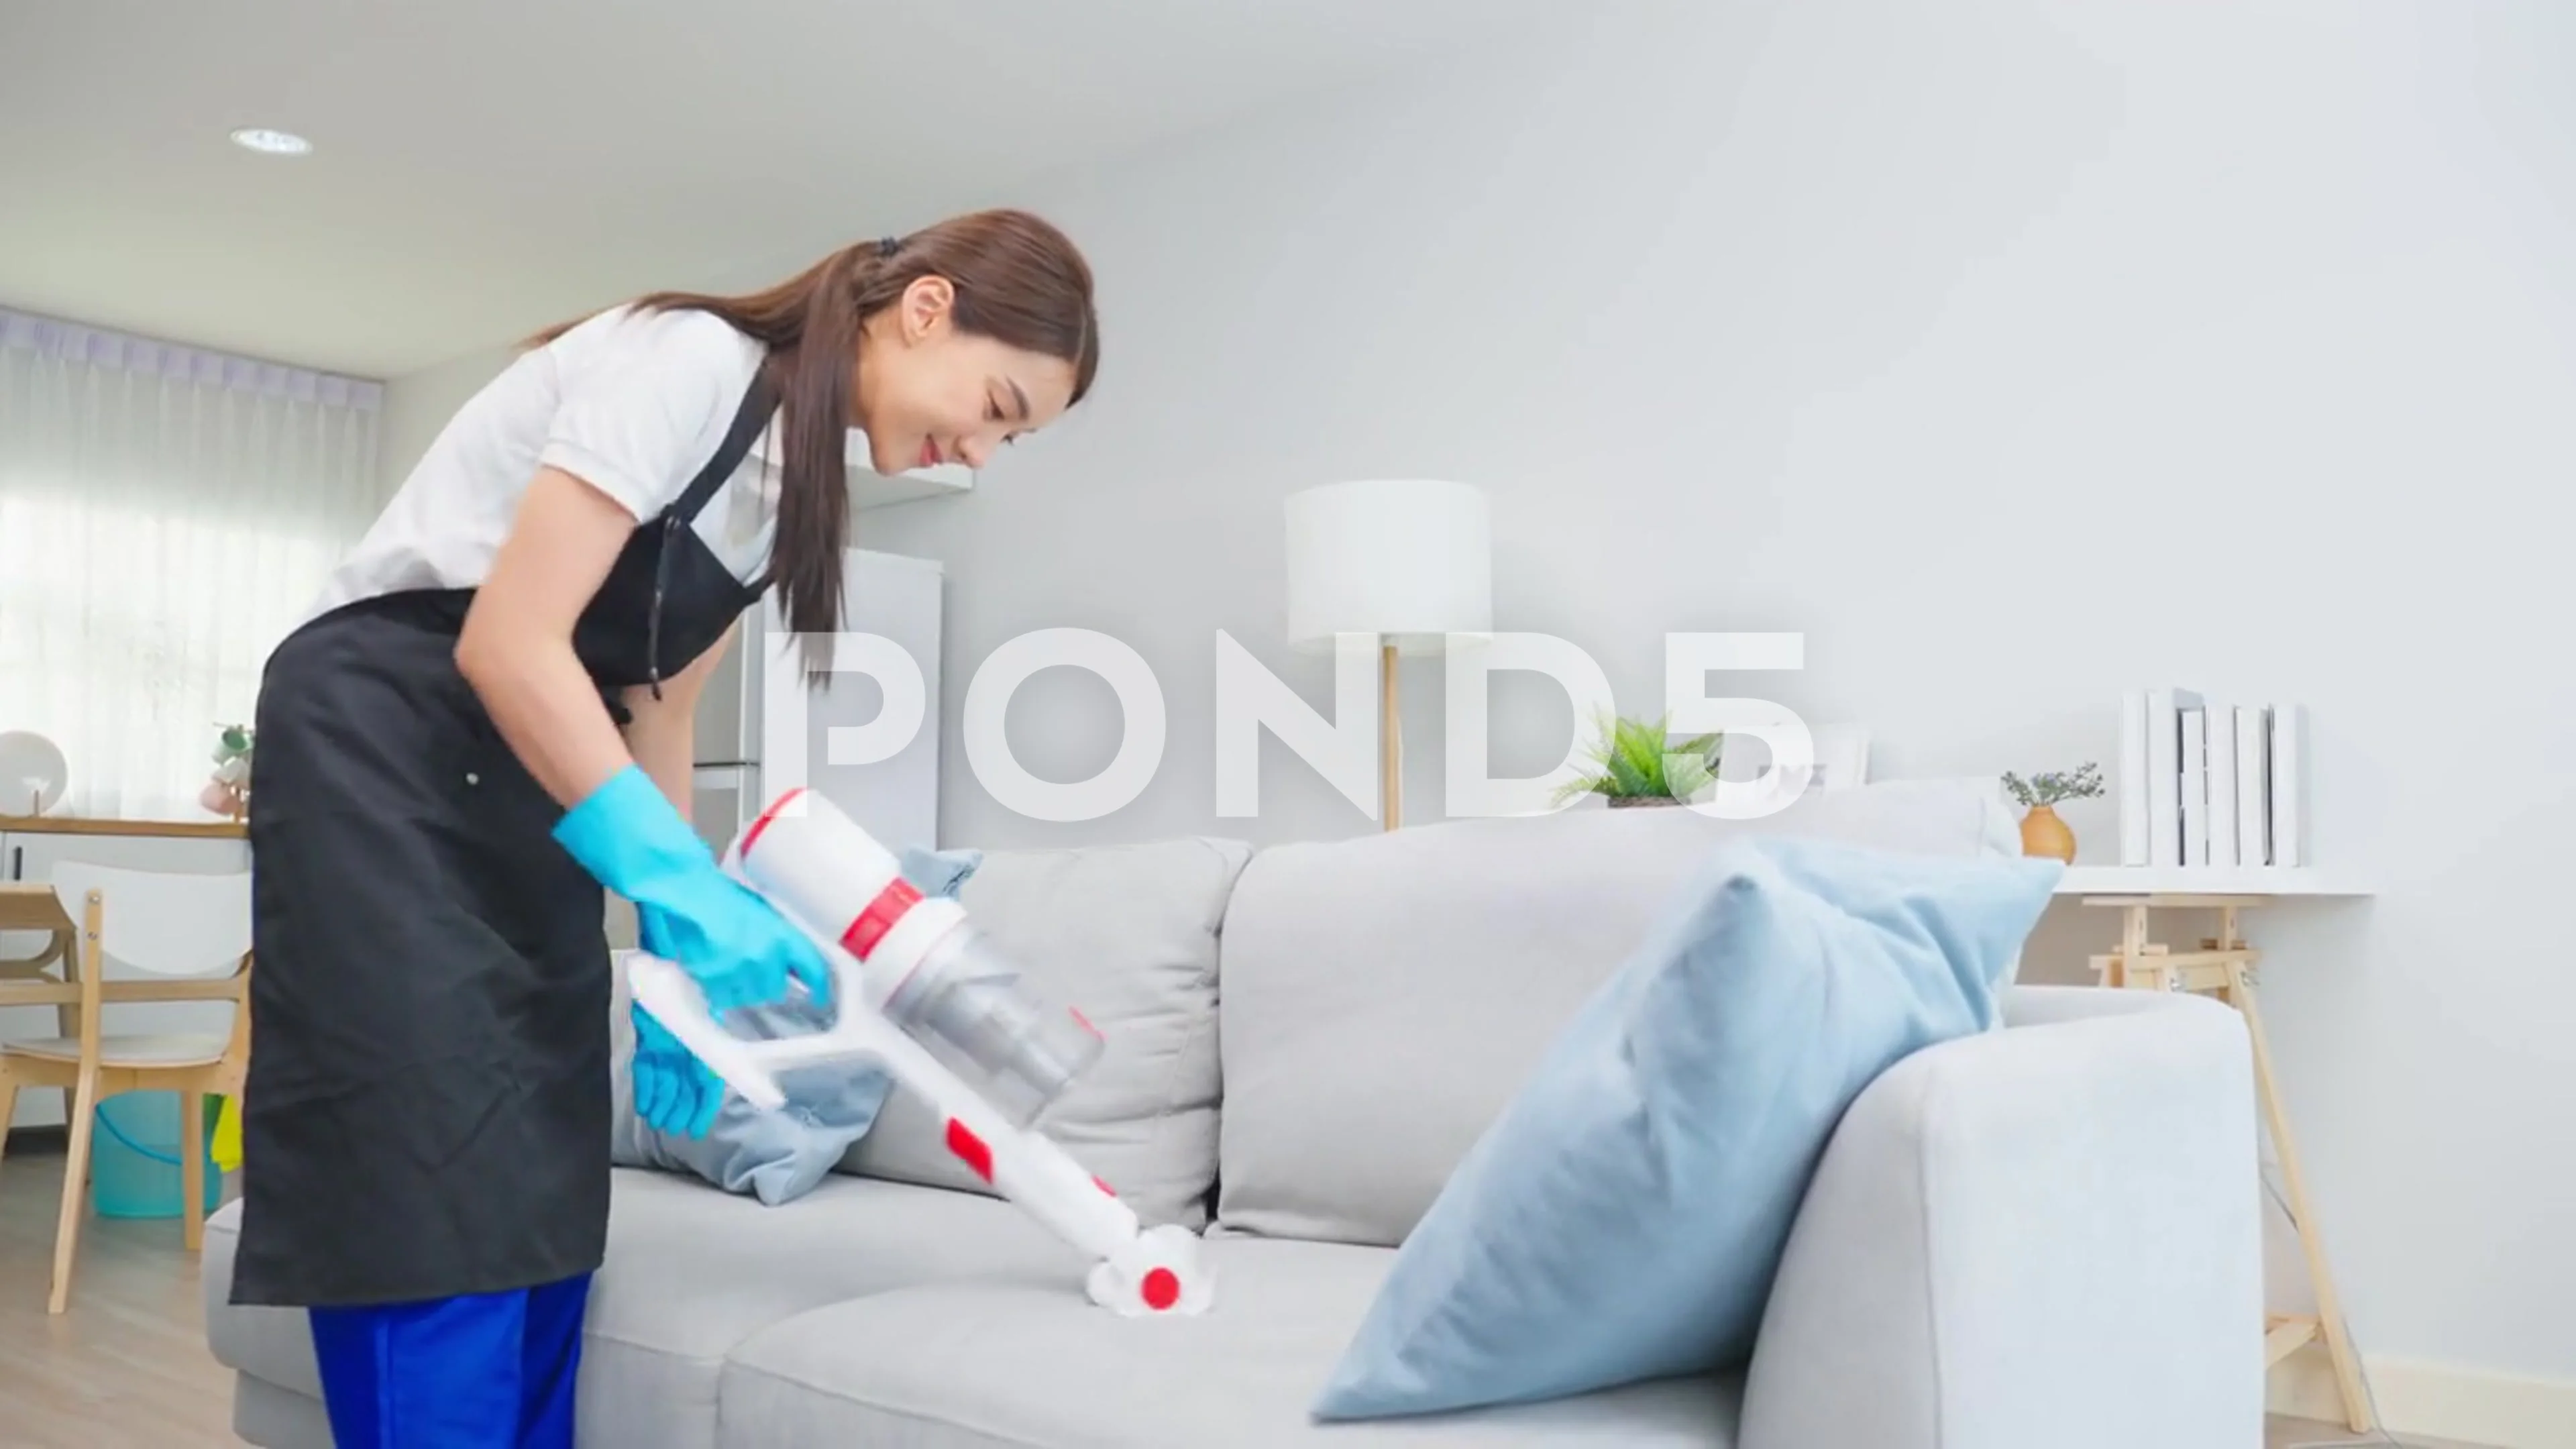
[0,1132,2503,1449]
[0,1138,242,1447]
[2267,1418,2503,1449]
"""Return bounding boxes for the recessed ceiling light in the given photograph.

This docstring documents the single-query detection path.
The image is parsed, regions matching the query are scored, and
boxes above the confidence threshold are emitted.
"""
[229,127,312,156]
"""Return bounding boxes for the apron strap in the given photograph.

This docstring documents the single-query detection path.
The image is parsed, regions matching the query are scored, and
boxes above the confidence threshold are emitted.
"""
[638,357,783,703]
[666,361,783,525]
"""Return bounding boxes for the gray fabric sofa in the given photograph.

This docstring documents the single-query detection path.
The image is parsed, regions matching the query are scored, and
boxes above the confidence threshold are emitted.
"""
[202,777,2267,1446]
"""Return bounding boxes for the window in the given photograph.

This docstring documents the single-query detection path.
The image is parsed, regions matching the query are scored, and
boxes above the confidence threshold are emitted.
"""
[0,310,383,819]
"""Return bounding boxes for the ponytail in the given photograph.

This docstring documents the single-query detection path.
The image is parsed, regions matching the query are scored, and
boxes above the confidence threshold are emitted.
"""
[766,246,865,650]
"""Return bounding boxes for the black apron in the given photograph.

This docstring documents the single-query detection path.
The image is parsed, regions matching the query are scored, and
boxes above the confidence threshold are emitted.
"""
[229,364,780,1309]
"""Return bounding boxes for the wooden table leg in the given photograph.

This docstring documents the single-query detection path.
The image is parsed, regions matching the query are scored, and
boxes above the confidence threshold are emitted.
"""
[2087,896,2373,1435]
[2222,955,2373,1434]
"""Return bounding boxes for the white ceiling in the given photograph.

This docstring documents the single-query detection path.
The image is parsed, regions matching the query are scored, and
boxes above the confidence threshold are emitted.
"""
[1,0,1538,379]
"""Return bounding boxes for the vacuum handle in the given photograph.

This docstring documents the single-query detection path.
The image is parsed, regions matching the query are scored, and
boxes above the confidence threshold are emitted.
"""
[627,953,789,1112]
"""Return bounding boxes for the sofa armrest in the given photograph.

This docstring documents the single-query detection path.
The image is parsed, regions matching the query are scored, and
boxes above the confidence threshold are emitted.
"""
[1740,986,2267,1449]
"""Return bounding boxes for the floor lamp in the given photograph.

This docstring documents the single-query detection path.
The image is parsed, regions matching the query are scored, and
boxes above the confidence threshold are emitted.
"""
[1283,479,1493,831]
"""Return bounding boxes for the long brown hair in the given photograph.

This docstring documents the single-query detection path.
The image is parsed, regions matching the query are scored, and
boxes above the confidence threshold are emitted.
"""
[529,209,1099,641]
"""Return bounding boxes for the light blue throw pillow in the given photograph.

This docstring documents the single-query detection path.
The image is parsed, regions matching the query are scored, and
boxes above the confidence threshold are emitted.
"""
[614,845,983,1206]
[1310,833,2062,1421]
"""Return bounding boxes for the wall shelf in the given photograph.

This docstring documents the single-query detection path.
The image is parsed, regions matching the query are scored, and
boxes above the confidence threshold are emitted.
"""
[851,462,972,510]
[752,429,973,511]
[2052,865,2367,898]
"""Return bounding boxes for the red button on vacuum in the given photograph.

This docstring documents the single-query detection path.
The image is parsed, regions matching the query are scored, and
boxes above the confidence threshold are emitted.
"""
[944,1118,995,1183]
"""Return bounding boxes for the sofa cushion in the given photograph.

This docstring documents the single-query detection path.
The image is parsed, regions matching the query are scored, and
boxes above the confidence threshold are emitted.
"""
[203,1199,325,1401]
[1214,777,2020,1248]
[579,1167,1094,1448]
[231,1372,333,1449]
[1313,835,2060,1420]
[714,1234,1741,1447]
[203,1170,1102,1449]
[835,835,1252,1231]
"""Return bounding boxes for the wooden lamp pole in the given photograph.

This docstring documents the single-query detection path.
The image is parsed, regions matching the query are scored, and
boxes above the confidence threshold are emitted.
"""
[1282,478,1491,838]
[1380,641,1401,831]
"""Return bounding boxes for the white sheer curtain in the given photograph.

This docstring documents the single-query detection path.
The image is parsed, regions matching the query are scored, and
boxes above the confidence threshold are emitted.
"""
[0,309,385,820]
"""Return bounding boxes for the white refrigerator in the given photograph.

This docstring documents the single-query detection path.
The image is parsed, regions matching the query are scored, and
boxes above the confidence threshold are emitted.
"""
[690,547,945,855]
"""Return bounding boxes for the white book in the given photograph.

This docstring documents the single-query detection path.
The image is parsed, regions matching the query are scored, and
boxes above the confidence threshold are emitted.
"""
[2269,702,2306,867]
[2235,705,2271,866]
[2118,690,2150,865]
[2146,688,2203,865]
[2179,707,2209,867]
[2205,698,2239,868]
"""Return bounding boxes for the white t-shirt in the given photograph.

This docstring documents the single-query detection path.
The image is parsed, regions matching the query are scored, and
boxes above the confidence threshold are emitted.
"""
[302,305,788,625]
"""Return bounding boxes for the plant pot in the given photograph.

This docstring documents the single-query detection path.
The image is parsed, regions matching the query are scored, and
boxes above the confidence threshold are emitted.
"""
[1607,795,1685,809]
[2019,804,2076,863]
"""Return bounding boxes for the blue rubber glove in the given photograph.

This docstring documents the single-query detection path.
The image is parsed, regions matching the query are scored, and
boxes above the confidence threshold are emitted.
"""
[557,765,833,1017]
[631,904,726,1140]
[631,1004,726,1139]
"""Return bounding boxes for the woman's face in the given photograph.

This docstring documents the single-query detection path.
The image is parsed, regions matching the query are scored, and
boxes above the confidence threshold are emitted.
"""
[855,277,1078,475]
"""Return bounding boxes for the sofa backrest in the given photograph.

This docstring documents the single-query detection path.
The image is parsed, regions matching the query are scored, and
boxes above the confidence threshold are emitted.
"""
[1210,777,2021,1248]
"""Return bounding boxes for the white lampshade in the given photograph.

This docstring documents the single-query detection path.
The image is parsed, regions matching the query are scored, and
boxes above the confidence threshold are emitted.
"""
[1284,478,1491,656]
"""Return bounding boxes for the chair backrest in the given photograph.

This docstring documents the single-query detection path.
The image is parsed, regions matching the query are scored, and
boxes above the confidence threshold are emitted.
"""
[49,861,252,979]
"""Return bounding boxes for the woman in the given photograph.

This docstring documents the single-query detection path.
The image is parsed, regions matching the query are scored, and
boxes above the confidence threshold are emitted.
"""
[231,208,1098,1446]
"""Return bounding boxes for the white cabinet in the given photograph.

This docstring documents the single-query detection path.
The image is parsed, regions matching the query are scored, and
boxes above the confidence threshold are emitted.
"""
[2,826,248,1130]
[758,548,945,855]
[4,830,248,881]
[688,547,946,857]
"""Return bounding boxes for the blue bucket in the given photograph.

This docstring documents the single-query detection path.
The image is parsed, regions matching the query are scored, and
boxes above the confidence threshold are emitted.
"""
[91,1090,223,1220]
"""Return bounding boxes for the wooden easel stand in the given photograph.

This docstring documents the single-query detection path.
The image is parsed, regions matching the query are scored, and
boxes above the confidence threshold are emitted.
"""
[2085,892,2372,1436]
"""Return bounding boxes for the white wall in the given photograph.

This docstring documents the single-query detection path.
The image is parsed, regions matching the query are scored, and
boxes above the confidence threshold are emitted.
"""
[376,342,515,495]
[841,0,2576,1424]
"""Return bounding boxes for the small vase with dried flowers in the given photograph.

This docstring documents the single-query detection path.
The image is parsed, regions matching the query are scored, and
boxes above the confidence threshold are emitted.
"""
[201,724,254,822]
[2001,761,2102,863]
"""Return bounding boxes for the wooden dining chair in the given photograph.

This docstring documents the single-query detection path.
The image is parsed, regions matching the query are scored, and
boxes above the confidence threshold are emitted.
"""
[0,862,251,1314]
[0,885,81,1039]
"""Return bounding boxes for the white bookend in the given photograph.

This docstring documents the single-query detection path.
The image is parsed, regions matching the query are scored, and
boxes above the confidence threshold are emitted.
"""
[2146,688,2203,866]
[2205,699,2239,869]
[2269,702,2307,867]
[2235,705,2271,866]
[2179,707,2209,867]
[2118,690,2150,865]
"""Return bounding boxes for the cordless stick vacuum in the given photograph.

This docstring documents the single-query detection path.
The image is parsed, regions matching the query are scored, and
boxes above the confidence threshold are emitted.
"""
[625,788,1214,1318]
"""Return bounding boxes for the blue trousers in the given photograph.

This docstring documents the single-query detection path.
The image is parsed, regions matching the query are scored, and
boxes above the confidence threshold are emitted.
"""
[307,1273,592,1447]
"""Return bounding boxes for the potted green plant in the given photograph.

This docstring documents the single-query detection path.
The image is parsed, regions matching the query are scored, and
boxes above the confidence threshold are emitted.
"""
[2000,761,2102,862]
[1552,709,1724,809]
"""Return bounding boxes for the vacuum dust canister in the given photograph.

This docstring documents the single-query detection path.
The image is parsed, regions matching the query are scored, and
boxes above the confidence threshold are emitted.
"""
[733,789,1106,1126]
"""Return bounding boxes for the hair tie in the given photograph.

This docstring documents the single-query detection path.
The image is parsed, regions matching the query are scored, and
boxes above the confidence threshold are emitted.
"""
[877,236,900,259]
